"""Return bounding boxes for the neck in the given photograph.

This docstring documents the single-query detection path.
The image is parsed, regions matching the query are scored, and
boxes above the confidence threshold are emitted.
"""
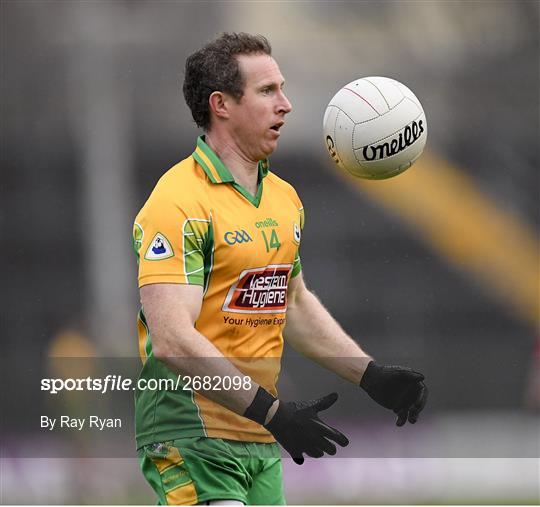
[205,132,260,196]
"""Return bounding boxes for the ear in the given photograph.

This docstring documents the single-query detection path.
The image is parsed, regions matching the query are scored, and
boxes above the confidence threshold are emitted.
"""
[208,91,230,120]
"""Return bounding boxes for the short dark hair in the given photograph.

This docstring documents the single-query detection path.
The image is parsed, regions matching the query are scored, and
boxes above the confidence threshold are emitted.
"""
[183,32,272,131]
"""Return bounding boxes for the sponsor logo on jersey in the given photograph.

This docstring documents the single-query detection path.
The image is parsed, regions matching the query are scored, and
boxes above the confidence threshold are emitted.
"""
[224,229,253,246]
[222,264,292,314]
[255,217,279,228]
[145,233,174,260]
[293,222,301,244]
[133,223,144,254]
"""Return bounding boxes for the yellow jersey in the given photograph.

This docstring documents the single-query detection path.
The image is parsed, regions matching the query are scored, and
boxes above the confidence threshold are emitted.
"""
[133,136,304,447]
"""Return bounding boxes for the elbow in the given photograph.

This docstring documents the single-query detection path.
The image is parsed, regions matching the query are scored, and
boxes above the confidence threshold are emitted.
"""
[150,329,178,361]
[152,340,170,361]
[150,326,192,361]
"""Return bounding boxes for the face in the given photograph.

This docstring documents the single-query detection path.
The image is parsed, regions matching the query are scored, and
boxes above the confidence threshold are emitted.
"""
[226,53,292,161]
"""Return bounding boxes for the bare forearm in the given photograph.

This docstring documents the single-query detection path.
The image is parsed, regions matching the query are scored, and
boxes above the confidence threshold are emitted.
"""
[284,288,372,384]
[153,325,259,414]
[141,284,259,415]
[157,332,259,414]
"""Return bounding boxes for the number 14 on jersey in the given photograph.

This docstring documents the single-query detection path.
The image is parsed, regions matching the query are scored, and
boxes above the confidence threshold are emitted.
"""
[261,229,280,252]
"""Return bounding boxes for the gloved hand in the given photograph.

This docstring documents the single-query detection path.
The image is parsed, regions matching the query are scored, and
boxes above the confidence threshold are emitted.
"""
[360,361,428,426]
[244,388,349,465]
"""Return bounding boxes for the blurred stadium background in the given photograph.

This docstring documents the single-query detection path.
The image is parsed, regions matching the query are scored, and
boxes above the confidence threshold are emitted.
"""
[1,0,539,504]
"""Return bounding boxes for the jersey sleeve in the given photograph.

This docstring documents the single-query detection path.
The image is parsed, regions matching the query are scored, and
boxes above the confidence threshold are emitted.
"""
[133,189,211,288]
[291,203,304,278]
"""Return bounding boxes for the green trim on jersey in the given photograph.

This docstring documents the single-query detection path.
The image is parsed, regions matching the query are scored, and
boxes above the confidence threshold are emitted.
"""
[133,223,144,263]
[291,252,302,277]
[182,218,211,285]
[291,207,304,277]
[231,179,265,208]
[196,136,234,183]
[192,151,217,183]
[202,213,215,296]
[194,136,269,207]
[139,309,153,359]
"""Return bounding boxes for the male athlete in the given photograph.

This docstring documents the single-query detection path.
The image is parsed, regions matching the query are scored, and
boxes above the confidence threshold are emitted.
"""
[133,33,428,505]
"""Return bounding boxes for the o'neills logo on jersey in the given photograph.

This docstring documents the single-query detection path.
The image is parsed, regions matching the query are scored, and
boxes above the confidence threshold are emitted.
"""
[362,119,425,161]
[222,264,292,314]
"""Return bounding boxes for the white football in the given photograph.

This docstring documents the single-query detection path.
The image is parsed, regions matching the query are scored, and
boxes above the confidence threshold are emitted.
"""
[323,76,427,180]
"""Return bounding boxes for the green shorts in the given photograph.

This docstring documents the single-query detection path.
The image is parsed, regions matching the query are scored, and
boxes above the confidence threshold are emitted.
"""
[138,438,285,505]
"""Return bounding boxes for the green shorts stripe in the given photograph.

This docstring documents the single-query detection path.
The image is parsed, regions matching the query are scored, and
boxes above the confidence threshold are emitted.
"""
[138,438,285,505]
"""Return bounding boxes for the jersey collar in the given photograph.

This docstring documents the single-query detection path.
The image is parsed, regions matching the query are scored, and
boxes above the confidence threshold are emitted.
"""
[193,135,269,185]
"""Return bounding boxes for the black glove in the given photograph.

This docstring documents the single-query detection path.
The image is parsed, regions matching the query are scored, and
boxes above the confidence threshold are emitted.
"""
[360,360,428,426]
[244,388,349,465]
